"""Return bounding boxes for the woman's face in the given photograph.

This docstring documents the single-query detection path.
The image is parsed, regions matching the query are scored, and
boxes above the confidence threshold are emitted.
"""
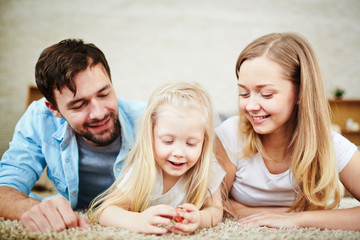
[237,56,298,138]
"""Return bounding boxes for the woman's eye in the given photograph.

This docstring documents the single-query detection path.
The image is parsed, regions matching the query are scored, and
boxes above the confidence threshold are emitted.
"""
[260,93,273,98]
[239,92,250,98]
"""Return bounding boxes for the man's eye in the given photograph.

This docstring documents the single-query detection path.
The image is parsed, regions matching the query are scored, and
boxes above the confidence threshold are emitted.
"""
[72,104,84,110]
[99,93,109,98]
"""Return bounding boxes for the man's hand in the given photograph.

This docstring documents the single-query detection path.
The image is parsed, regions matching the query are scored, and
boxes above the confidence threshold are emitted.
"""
[20,196,89,232]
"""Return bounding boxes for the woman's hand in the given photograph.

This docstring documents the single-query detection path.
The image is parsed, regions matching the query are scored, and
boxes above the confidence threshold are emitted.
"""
[236,211,299,229]
[169,203,201,234]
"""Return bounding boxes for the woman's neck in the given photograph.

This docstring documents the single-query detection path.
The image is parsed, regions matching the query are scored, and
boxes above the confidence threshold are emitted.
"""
[261,131,290,163]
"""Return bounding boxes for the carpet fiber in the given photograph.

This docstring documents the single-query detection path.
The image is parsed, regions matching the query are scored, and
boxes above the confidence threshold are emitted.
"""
[1,198,359,240]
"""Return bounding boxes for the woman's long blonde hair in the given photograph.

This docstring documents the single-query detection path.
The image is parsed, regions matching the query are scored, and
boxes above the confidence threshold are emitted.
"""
[88,81,214,222]
[235,32,341,211]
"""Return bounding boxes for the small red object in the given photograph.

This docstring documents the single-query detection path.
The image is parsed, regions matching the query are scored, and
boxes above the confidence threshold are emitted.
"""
[173,215,184,223]
[173,207,185,223]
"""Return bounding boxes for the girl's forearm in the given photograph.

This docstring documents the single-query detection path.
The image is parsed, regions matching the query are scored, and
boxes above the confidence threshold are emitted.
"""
[199,206,223,228]
[99,205,140,231]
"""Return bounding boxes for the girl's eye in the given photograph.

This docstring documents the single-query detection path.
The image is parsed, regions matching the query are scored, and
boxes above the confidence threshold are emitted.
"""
[187,140,199,146]
[162,139,173,144]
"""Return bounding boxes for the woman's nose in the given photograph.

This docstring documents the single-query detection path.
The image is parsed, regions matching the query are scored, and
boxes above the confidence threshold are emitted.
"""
[245,95,261,112]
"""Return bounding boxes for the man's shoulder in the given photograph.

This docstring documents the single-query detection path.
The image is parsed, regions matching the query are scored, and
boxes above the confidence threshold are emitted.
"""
[117,98,147,115]
[21,98,65,130]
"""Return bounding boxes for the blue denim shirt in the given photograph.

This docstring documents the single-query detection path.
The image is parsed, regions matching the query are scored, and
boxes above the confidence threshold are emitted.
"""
[0,98,146,208]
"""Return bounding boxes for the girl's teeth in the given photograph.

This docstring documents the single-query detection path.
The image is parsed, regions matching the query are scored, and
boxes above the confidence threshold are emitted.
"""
[253,116,265,120]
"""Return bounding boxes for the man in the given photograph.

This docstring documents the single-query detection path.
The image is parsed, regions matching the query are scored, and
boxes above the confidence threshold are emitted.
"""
[0,39,146,232]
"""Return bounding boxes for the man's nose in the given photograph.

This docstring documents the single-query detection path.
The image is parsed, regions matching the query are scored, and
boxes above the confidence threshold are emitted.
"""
[88,100,106,120]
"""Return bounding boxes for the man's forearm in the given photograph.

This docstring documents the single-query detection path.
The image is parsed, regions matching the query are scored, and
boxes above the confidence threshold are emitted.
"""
[0,186,40,220]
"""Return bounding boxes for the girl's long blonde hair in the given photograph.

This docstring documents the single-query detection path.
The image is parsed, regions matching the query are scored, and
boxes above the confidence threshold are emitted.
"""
[88,81,214,222]
[235,32,341,211]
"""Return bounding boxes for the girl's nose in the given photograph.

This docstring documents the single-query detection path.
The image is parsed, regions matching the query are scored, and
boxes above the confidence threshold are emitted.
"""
[172,147,185,158]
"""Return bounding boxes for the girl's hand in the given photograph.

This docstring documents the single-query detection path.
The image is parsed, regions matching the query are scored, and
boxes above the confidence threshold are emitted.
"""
[135,204,176,234]
[169,203,201,234]
[236,211,299,229]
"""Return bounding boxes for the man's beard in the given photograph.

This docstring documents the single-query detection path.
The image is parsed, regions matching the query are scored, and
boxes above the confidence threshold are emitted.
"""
[80,113,121,146]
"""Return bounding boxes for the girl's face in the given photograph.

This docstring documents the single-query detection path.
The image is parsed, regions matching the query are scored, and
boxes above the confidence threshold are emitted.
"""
[237,56,298,138]
[153,104,205,183]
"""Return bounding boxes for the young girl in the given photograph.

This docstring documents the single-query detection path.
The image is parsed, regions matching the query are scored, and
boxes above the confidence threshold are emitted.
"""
[215,32,360,230]
[88,82,225,234]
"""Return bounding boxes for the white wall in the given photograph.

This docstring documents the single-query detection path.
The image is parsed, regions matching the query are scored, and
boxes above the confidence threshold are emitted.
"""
[1,0,359,156]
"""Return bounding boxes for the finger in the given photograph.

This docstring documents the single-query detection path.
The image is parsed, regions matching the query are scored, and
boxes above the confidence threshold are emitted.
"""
[145,225,169,235]
[21,206,53,232]
[236,212,265,223]
[169,225,191,235]
[178,203,196,212]
[237,214,271,227]
[154,208,177,219]
[151,215,172,226]
[21,214,42,232]
[76,212,90,230]
[54,198,78,229]
[38,201,66,231]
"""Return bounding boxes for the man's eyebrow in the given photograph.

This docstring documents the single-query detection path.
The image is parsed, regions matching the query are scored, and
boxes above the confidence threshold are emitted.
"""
[66,84,111,107]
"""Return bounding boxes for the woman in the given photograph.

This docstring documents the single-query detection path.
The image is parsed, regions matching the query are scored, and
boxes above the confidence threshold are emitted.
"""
[215,32,360,230]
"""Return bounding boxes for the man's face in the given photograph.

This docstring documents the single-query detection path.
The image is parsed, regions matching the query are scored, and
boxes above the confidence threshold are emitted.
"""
[46,64,120,146]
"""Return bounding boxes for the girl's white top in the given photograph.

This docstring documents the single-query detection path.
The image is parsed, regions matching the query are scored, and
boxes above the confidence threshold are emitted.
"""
[215,116,358,207]
[118,160,225,208]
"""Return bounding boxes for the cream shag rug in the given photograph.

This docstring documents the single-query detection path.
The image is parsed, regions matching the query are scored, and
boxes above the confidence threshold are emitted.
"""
[1,198,359,240]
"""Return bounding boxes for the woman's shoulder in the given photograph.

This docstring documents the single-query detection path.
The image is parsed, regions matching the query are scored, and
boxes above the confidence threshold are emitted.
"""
[331,130,358,172]
[218,115,239,129]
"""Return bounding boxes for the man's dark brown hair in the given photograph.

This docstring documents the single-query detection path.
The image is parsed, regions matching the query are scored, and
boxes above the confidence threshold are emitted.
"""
[35,39,111,108]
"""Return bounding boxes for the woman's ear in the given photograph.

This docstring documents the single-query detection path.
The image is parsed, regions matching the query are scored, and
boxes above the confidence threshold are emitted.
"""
[45,100,63,118]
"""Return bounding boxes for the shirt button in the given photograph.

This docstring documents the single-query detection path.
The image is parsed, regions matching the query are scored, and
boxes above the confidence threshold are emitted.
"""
[116,168,121,172]
[71,191,76,196]
[65,158,69,163]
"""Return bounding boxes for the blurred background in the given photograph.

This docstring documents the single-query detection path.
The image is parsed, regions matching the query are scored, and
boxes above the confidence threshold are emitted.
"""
[1,0,359,157]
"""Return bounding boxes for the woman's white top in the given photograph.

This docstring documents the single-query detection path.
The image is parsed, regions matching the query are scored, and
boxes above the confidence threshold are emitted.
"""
[118,160,225,208]
[215,116,358,207]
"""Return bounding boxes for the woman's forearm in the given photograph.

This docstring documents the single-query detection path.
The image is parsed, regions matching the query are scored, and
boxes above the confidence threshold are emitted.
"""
[229,199,290,217]
[295,206,360,231]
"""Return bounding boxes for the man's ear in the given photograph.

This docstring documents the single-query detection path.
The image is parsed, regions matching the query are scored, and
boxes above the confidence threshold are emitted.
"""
[45,100,63,118]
